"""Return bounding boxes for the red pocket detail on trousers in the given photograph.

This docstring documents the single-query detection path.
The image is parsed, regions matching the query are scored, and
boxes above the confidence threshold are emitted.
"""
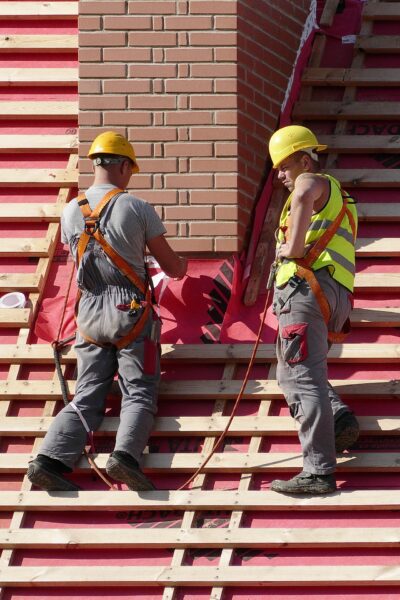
[281,322,308,364]
[143,337,157,375]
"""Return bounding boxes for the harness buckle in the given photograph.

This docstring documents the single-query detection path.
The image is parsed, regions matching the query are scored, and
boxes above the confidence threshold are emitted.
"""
[84,218,99,235]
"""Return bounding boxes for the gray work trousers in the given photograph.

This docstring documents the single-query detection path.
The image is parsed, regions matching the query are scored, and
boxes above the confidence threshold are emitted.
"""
[273,268,353,475]
[39,298,160,469]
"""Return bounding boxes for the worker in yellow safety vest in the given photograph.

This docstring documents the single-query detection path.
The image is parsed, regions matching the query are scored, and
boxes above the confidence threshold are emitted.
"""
[28,131,187,492]
[267,125,359,495]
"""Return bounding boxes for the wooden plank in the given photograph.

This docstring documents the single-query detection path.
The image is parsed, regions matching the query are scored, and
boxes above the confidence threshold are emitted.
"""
[0,35,78,51]
[0,204,61,222]
[0,274,41,293]
[1,489,400,511]
[0,135,77,153]
[329,169,400,188]
[302,68,400,86]
[0,239,53,258]
[351,307,400,327]
[0,101,77,119]
[356,237,400,257]
[1,526,399,549]
[358,203,400,222]
[363,3,400,20]
[0,169,77,187]
[0,378,398,401]
[5,452,400,473]
[1,343,400,364]
[2,565,400,586]
[319,0,341,27]
[293,101,400,120]
[318,135,400,153]
[0,68,77,86]
[0,308,30,328]
[356,35,400,53]
[0,2,78,19]
[0,414,394,437]
[355,272,400,290]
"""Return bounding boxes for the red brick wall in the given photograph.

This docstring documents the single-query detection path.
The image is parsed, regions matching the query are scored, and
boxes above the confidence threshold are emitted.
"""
[79,0,312,254]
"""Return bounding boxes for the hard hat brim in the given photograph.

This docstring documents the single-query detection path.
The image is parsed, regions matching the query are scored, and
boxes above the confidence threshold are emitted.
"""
[272,144,328,169]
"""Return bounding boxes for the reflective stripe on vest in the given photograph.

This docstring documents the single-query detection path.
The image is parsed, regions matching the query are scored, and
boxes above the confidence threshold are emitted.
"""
[276,174,357,292]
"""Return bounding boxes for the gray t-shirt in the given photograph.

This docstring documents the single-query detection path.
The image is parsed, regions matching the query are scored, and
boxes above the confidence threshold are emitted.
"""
[61,184,166,284]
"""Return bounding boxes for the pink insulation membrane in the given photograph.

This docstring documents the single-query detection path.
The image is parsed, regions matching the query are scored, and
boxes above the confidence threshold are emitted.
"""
[2,1,400,599]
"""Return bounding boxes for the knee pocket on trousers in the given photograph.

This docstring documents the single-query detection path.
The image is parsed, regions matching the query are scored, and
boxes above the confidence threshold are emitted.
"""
[289,402,305,424]
[281,322,308,364]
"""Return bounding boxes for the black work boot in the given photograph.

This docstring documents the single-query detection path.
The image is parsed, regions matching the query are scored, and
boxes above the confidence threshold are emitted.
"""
[335,411,360,452]
[106,451,155,491]
[270,471,337,495]
[27,455,80,492]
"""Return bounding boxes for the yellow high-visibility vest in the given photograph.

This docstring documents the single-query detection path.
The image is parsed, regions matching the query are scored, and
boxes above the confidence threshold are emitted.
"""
[275,174,358,292]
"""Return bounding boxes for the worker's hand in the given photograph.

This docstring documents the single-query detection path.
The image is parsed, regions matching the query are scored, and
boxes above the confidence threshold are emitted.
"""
[276,242,292,259]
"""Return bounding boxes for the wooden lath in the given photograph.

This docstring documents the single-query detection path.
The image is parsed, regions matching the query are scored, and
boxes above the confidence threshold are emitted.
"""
[3,526,400,549]
[1,341,400,364]
[0,204,62,222]
[2,565,400,587]
[363,2,400,20]
[302,67,400,86]
[293,100,400,119]
[0,34,78,51]
[2,451,400,473]
[0,377,399,400]
[0,135,78,153]
[0,2,78,19]
[1,488,400,511]
[0,101,77,119]
[0,68,77,86]
[0,414,397,436]
[0,167,78,187]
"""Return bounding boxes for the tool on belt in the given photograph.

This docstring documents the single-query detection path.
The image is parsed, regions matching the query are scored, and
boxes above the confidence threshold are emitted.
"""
[269,192,356,343]
[75,188,153,349]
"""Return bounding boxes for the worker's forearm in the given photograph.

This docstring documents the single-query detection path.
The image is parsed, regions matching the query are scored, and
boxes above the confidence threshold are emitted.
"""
[164,256,188,279]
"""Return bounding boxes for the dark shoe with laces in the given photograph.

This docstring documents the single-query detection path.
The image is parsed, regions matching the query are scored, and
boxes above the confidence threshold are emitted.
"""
[27,456,80,492]
[270,471,337,495]
[335,412,360,452]
[106,451,155,491]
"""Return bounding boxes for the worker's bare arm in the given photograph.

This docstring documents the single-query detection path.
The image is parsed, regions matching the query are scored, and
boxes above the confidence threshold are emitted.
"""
[147,234,188,279]
[277,174,327,259]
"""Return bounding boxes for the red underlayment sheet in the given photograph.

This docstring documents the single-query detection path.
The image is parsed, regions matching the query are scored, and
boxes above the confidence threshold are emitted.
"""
[1,0,400,598]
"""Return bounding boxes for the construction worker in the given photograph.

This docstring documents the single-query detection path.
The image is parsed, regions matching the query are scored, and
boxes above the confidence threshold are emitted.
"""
[28,131,187,492]
[267,125,359,495]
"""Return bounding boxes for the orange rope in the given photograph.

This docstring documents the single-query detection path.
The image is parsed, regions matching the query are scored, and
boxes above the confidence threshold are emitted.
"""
[178,287,272,490]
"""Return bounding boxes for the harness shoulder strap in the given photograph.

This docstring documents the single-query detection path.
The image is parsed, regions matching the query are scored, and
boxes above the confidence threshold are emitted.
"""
[76,188,146,294]
[76,188,124,267]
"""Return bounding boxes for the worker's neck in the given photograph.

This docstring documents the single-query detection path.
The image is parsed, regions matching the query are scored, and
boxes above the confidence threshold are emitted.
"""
[92,168,125,188]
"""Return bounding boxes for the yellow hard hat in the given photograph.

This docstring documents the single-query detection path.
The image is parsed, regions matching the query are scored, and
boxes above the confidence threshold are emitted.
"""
[87,131,139,174]
[269,125,327,169]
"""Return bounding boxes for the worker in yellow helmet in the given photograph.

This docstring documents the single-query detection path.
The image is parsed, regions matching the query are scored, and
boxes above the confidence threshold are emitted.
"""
[267,125,359,495]
[28,131,187,492]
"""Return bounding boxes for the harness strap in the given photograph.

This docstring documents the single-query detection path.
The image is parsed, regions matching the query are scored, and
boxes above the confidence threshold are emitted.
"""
[75,189,152,350]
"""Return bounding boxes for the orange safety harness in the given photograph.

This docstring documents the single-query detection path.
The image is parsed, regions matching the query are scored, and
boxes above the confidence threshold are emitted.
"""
[75,188,153,349]
[281,191,357,344]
